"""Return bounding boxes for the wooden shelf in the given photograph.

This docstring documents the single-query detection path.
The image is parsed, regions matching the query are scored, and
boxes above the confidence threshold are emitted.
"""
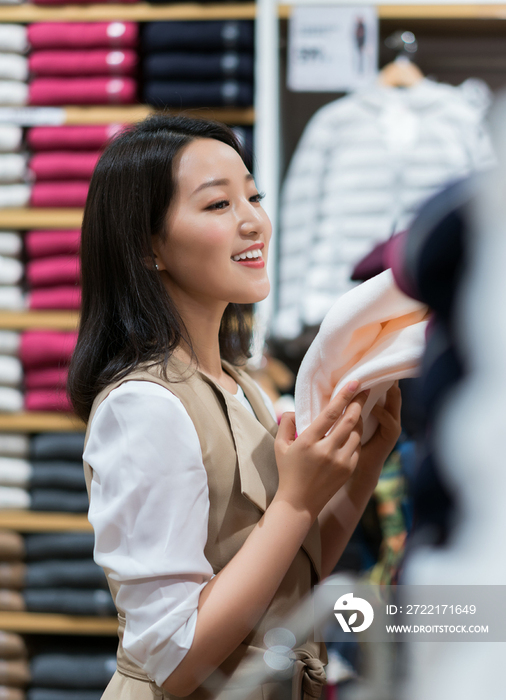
[278,4,506,20]
[65,105,254,125]
[0,511,91,532]
[0,311,79,330]
[0,2,256,22]
[0,611,117,635]
[0,209,83,229]
[0,412,85,432]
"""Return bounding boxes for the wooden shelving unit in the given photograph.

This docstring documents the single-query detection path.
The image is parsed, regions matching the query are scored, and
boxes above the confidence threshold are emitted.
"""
[0,511,91,532]
[0,2,256,22]
[0,311,78,330]
[278,4,506,20]
[0,413,84,432]
[0,611,117,635]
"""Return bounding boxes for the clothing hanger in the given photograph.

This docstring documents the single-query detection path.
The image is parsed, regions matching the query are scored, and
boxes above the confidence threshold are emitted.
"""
[378,30,424,88]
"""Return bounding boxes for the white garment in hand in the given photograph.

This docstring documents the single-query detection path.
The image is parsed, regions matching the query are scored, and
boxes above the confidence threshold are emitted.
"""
[295,269,428,443]
[84,379,275,687]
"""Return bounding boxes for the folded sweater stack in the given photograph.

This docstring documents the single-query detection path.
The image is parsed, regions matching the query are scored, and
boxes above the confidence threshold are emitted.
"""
[0,432,92,514]
[142,20,254,108]
[0,631,117,700]
[0,330,76,413]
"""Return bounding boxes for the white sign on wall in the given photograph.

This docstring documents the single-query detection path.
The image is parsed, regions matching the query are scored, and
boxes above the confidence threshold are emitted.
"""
[288,6,378,92]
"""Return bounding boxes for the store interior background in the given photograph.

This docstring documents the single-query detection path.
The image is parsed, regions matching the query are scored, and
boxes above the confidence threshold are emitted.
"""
[0,3,504,699]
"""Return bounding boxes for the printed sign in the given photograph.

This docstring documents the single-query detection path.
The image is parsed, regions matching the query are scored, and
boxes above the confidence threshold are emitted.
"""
[288,6,378,92]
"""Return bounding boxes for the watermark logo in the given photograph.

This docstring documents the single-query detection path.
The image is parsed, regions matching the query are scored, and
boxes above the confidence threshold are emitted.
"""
[334,593,374,632]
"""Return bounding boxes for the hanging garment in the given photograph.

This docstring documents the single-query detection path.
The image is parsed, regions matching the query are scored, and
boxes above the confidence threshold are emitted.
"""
[294,269,428,442]
[27,125,123,151]
[274,78,494,341]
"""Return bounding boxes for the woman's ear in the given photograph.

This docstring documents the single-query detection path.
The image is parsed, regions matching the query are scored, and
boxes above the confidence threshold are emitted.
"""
[150,238,167,272]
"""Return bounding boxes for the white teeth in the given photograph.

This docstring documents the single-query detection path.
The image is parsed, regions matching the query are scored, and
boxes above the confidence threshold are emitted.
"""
[232,248,263,262]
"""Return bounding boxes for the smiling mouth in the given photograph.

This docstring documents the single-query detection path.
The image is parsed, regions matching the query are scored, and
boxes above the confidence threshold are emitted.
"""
[231,249,263,262]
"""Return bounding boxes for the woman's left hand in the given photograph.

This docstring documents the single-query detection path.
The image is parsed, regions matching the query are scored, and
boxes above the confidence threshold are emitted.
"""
[349,381,402,490]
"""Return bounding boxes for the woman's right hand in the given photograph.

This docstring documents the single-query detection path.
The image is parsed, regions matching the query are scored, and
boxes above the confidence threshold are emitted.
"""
[273,381,369,522]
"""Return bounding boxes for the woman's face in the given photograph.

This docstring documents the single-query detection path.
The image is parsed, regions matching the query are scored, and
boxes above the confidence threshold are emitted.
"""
[153,137,271,310]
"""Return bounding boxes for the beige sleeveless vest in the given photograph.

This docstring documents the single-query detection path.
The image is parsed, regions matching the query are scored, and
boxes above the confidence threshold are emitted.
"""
[83,356,327,700]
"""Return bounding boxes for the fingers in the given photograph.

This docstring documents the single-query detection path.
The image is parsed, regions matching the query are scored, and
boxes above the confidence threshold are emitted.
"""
[275,411,297,448]
[370,402,400,436]
[326,390,368,445]
[306,380,362,441]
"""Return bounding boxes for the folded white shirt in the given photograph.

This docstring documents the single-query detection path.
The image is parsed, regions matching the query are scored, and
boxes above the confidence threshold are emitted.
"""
[0,25,28,54]
[0,331,20,355]
[0,54,27,81]
[0,232,23,257]
[0,456,31,486]
[0,184,30,208]
[295,269,429,443]
[0,256,23,284]
[0,154,27,183]
[0,81,28,106]
[0,485,29,509]
[0,286,26,310]
[0,432,29,457]
[0,386,23,412]
[0,127,23,153]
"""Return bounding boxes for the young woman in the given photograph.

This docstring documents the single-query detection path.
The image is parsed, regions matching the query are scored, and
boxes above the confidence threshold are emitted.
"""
[68,114,401,700]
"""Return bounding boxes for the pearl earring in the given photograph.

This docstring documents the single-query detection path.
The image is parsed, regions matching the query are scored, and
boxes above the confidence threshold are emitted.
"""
[155,263,159,271]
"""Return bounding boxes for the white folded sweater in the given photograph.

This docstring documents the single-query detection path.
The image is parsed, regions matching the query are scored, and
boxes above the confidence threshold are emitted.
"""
[295,269,429,443]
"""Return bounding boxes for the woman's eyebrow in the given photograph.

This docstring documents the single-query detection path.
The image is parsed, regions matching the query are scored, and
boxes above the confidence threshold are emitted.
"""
[192,178,229,195]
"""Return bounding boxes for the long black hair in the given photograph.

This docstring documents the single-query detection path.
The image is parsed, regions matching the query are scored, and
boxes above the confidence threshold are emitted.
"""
[68,114,253,422]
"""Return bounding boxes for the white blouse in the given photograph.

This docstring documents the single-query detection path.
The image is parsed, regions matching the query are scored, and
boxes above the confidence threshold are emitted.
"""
[83,379,276,687]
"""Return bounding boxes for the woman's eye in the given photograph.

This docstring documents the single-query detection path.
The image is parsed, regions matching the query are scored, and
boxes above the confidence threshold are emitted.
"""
[250,192,265,203]
[207,200,229,210]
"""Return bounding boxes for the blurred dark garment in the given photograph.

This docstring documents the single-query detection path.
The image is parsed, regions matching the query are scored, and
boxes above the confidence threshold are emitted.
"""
[0,560,106,590]
[0,531,94,561]
[393,177,478,548]
[24,588,115,615]
[30,489,89,512]
[30,654,115,688]
[30,433,84,461]
[143,80,253,108]
[29,691,102,700]
[143,52,254,80]
[142,21,254,51]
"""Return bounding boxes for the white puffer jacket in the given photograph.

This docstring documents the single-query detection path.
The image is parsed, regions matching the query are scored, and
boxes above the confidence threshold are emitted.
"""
[273,78,495,340]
